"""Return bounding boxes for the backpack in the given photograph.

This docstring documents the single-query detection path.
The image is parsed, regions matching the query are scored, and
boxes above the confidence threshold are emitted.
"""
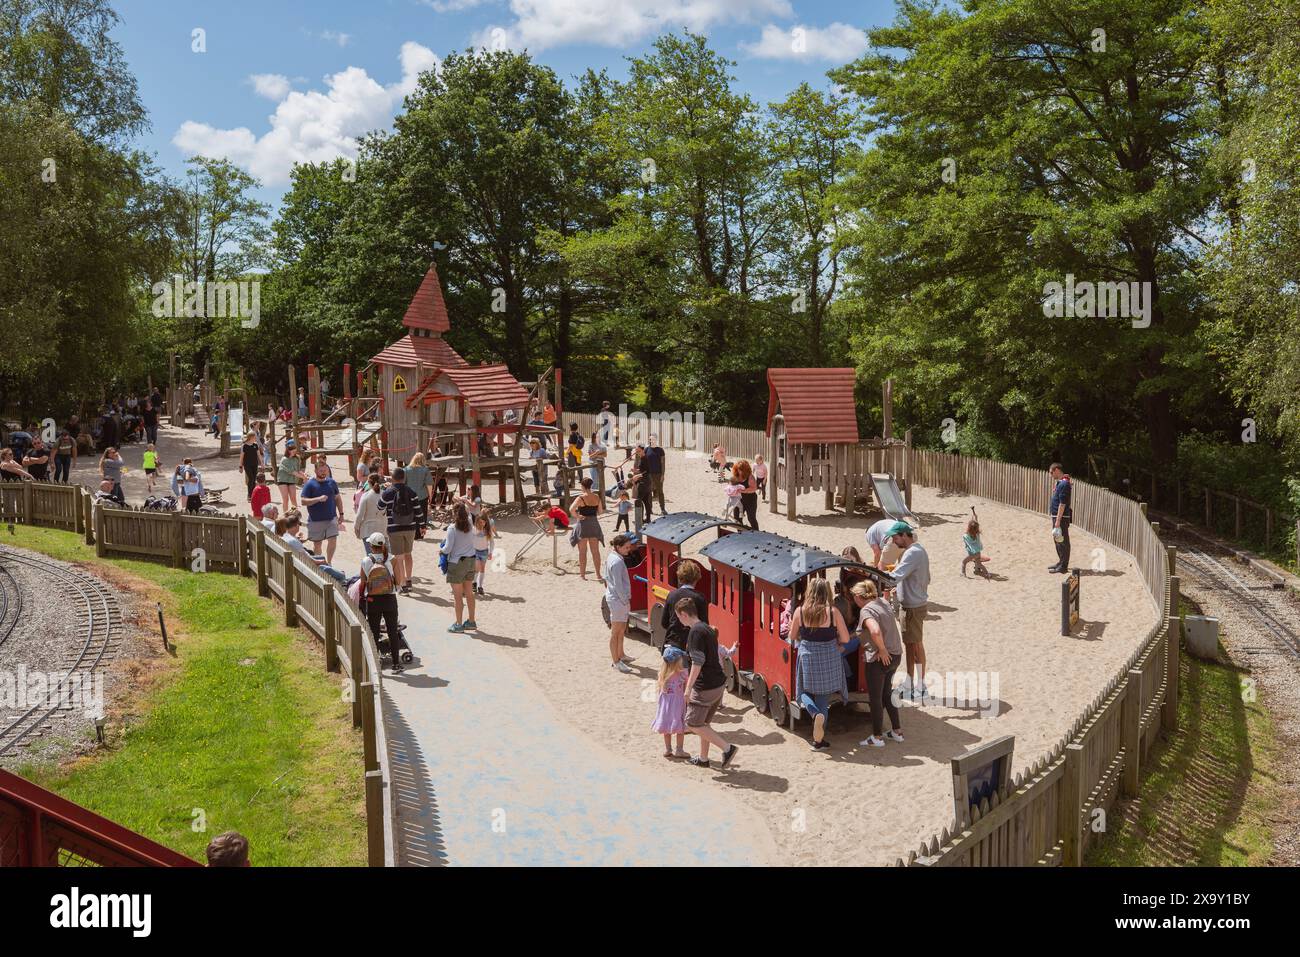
[388,485,416,527]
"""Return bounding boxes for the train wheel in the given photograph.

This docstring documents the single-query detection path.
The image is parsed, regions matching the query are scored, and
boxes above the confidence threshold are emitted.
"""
[770,684,789,727]
[600,596,611,627]
[723,656,738,694]
[751,674,769,716]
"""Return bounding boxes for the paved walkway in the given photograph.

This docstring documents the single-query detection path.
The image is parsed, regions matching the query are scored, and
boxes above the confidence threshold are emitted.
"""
[383,595,773,866]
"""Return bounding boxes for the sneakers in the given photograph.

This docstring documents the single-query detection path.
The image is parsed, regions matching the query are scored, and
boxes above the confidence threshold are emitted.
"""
[720,745,739,769]
[860,735,885,748]
[885,729,905,743]
[612,660,633,674]
[463,619,477,630]
[812,712,826,745]
[448,622,465,633]
[689,756,710,768]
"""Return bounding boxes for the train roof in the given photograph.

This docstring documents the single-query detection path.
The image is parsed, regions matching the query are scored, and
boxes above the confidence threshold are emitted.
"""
[699,530,896,589]
[641,511,746,546]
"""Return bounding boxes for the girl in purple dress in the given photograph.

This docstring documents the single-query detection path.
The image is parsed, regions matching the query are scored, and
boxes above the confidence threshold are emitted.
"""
[652,646,689,759]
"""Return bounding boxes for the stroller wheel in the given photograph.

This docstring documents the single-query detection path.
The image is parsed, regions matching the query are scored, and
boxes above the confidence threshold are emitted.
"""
[401,650,413,663]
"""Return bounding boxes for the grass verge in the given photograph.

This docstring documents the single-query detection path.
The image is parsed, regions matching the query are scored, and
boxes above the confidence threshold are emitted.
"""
[6,525,365,866]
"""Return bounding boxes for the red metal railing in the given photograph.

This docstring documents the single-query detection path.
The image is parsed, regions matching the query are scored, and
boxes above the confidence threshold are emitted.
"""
[0,769,199,867]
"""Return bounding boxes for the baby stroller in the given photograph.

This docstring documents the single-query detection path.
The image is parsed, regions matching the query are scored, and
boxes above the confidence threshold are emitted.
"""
[348,575,413,665]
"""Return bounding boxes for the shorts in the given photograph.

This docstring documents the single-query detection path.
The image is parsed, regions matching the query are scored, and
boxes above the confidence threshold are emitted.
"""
[145,468,157,476]
[389,530,415,555]
[307,517,339,542]
[902,606,926,645]
[474,548,490,562]
[446,555,475,584]
[606,599,630,624]
[685,683,726,727]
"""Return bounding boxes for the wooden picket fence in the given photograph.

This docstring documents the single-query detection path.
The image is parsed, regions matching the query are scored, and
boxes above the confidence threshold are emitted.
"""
[0,481,396,867]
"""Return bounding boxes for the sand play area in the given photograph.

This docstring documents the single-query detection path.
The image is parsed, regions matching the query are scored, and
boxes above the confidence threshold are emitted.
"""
[73,427,1160,865]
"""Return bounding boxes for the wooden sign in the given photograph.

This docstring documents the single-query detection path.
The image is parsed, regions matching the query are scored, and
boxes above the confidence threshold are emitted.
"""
[1061,568,1081,635]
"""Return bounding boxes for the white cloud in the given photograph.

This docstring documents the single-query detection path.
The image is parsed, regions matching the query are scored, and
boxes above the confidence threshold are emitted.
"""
[742,23,868,62]
[321,30,352,47]
[249,73,292,100]
[421,0,492,11]
[476,0,792,52]
[174,42,439,186]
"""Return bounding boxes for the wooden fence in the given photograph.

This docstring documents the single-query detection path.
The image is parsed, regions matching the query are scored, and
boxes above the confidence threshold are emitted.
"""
[0,482,396,867]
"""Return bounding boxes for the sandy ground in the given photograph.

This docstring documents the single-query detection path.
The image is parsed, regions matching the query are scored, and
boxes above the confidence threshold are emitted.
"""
[77,423,1159,865]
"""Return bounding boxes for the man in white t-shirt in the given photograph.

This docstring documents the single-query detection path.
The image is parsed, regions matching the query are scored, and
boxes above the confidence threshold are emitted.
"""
[865,517,903,568]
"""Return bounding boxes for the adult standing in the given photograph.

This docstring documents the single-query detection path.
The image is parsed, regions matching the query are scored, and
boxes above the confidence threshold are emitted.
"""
[1047,462,1073,573]
[789,578,853,750]
[887,521,930,699]
[22,436,49,481]
[604,534,637,673]
[238,432,261,502]
[730,459,760,530]
[141,399,159,445]
[587,430,606,487]
[52,428,76,483]
[660,560,709,658]
[853,580,904,748]
[353,473,386,550]
[570,477,606,582]
[380,467,420,594]
[360,533,403,674]
[441,503,478,632]
[677,598,738,770]
[178,459,204,512]
[864,517,901,568]
[99,447,125,502]
[629,448,653,533]
[404,452,432,535]
[643,434,667,517]
[301,460,346,563]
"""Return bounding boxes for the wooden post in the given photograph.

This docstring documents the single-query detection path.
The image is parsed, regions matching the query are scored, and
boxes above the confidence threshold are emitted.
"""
[903,429,913,510]
[361,682,378,772]
[283,555,297,627]
[349,624,364,728]
[1122,667,1143,797]
[1175,477,1181,517]
[170,510,183,568]
[365,769,385,867]
[94,502,106,558]
[1265,509,1272,551]
[289,365,299,459]
[323,581,339,673]
[786,443,798,521]
[1164,574,1180,733]
[255,529,268,597]
[1060,743,1085,866]
[769,415,781,516]
[82,489,93,545]
[236,516,249,576]
[824,445,836,511]
[268,415,278,472]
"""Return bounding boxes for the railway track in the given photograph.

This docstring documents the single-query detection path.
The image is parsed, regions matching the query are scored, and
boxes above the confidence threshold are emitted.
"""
[0,545,121,756]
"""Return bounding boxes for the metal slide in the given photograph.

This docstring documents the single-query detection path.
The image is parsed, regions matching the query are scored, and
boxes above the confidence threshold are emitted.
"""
[870,472,916,523]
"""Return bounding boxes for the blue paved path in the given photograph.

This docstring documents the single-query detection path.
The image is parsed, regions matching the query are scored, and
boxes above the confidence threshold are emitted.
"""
[381,598,773,866]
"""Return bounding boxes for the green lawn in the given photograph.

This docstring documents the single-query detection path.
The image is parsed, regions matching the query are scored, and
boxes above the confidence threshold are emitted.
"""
[1087,612,1278,866]
[7,526,365,866]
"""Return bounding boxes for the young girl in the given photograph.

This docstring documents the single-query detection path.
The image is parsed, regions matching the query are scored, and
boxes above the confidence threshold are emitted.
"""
[276,439,304,510]
[170,463,188,511]
[614,491,632,532]
[710,443,727,477]
[652,646,689,759]
[473,511,494,596]
[723,482,744,521]
[754,454,768,501]
[962,516,992,577]
[142,443,160,493]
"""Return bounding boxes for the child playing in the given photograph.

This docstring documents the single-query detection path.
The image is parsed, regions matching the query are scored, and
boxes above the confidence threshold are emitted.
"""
[615,491,632,532]
[142,443,160,492]
[710,444,727,478]
[723,482,744,521]
[250,472,271,519]
[962,516,991,577]
[652,646,689,759]
[531,503,570,534]
[754,454,768,501]
[473,511,494,596]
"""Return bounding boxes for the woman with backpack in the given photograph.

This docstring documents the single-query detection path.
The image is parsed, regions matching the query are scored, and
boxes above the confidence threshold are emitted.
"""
[360,532,404,674]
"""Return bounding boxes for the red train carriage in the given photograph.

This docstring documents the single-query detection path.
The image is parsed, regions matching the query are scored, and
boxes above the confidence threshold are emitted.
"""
[625,511,745,647]
[697,531,895,728]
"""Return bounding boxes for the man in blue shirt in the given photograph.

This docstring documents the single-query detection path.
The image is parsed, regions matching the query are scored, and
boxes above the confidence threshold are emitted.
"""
[301,460,346,563]
[1047,462,1073,574]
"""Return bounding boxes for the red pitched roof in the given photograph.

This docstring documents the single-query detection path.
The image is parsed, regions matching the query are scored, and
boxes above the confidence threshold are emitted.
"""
[421,364,529,414]
[403,264,452,333]
[371,333,468,369]
[766,368,859,444]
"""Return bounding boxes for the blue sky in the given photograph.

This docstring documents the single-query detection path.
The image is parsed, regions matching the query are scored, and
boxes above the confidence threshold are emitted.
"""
[113,0,900,207]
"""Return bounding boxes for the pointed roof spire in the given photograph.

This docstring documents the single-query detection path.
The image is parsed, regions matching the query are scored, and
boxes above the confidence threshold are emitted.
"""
[403,263,451,333]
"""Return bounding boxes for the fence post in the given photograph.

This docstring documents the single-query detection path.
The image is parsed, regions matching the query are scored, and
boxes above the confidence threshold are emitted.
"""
[365,769,384,867]
[349,624,364,728]
[236,516,249,576]
[1164,575,1180,733]
[93,502,106,558]
[170,511,183,568]
[282,555,297,627]
[903,429,913,510]
[323,581,339,673]
[769,419,781,516]
[255,531,268,596]
[21,480,32,525]
[360,681,378,772]
[1122,667,1143,797]
[1060,743,1085,866]
[82,490,94,546]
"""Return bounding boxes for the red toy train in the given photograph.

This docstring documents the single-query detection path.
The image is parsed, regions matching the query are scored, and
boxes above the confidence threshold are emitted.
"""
[607,512,897,729]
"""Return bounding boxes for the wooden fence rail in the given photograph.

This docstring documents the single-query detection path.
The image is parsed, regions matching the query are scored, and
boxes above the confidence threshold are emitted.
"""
[0,482,396,867]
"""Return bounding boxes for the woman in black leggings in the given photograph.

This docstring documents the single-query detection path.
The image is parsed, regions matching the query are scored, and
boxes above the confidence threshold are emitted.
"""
[730,459,760,530]
[852,580,904,748]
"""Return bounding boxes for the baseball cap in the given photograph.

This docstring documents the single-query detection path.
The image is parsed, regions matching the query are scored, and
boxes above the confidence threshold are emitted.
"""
[887,521,916,537]
[365,532,388,547]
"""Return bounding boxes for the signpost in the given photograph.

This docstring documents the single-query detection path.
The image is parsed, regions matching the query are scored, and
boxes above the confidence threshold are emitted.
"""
[1061,568,1081,636]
